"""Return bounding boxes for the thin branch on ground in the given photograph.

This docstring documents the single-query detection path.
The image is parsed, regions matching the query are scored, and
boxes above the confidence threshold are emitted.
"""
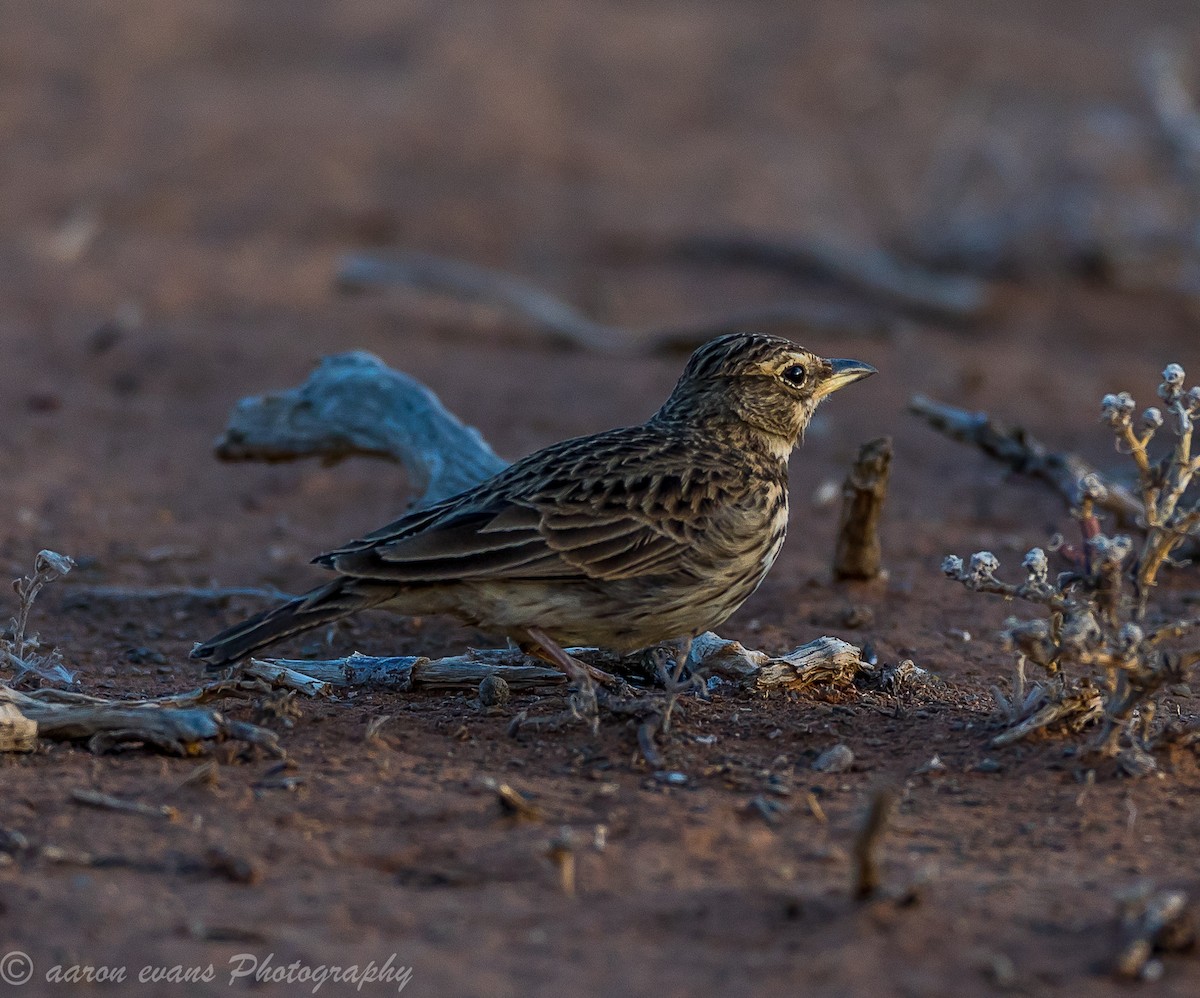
[335,250,896,356]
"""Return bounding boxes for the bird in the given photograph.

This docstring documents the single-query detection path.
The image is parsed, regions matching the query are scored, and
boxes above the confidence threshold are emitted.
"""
[191,332,875,682]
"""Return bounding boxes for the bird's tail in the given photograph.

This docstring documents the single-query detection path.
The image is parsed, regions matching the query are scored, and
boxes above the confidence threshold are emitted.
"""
[190,579,392,669]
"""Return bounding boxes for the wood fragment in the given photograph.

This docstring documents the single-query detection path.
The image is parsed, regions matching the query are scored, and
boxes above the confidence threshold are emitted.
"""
[214,350,508,508]
[258,650,563,691]
[253,634,865,697]
[70,788,179,821]
[336,251,894,356]
[989,686,1105,747]
[363,715,392,742]
[243,660,331,697]
[852,787,896,901]
[908,394,1145,526]
[834,436,893,581]
[0,684,282,757]
[0,701,37,752]
[754,637,864,692]
[490,780,543,822]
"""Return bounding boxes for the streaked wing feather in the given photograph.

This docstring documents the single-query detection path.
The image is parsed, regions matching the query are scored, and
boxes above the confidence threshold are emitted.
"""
[316,424,728,585]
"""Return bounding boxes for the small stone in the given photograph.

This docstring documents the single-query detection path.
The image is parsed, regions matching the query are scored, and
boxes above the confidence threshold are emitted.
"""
[812,744,854,773]
[478,674,511,708]
[974,758,1002,773]
[841,604,874,629]
[1117,747,1158,778]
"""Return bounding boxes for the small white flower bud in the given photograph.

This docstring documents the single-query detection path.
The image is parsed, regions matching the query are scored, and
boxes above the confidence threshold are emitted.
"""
[967,551,1000,583]
[1141,406,1163,430]
[1022,547,1048,583]
[1088,533,1132,566]
[1101,392,1135,427]
[941,555,964,577]
[1080,473,1108,500]
[1060,608,1101,649]
[1159,364,1185,403]
[1118,622,1144,652]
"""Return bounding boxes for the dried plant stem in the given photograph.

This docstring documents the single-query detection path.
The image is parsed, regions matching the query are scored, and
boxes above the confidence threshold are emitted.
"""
[909,394,1145,527]
[833,437,892,581]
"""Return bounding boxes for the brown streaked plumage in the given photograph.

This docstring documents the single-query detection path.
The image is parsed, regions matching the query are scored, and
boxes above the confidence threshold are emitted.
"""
[191,332,875,676]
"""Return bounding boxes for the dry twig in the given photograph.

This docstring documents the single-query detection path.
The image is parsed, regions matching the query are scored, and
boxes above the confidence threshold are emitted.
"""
[909,394,1144,527]
[336,250,894,355]
[0,681,284,757]
[662,233,992,323]
[0,702,37,753]
[215,350,507,508]
[249,633,865,698]
[833,436,893,581]
[70,788,179,821]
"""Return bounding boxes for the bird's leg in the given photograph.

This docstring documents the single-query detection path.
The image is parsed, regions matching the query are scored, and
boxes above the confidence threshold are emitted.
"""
[522,626,607,732]
[659,635,697,734]
[522,626,621,688]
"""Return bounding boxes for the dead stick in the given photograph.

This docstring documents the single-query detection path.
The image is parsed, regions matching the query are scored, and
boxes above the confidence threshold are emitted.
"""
[663,233,991,323]
[70,789,179,821]
[834,437,892,581]
[908,394,1145,526]
[214,351,509,507]
[336,251,894,355]
[254,635,864,695]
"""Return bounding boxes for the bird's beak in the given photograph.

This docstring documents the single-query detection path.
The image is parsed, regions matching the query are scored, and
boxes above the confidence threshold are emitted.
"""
[815,358,877,400]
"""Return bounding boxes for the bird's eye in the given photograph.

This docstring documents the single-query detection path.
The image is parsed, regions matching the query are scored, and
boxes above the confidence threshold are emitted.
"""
[781,364,808,387]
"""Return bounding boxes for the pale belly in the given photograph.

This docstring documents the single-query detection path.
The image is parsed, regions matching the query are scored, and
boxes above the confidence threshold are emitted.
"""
[436,505,789,651]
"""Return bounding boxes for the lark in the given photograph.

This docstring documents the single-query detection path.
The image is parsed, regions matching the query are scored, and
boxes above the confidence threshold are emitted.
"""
[192,332,875,680]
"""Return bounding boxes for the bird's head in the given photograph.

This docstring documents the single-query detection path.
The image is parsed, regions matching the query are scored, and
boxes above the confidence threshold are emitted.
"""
[655,332,876,452]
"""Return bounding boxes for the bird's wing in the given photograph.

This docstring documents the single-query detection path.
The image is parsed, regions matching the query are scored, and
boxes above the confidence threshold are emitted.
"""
[315,427,732,583]
[317,494,693,583]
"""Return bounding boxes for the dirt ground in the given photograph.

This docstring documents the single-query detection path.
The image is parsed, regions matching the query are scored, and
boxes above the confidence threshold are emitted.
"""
[2,2,1200,995]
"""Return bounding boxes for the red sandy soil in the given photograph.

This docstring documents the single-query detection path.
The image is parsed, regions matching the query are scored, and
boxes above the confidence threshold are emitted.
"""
[1,2,1199,995]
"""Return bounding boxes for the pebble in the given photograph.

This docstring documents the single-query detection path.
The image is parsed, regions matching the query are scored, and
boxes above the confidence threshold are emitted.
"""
[812,744,855,773]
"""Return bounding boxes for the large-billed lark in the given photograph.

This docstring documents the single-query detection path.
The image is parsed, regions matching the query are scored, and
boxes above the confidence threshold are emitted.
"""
[192,332,875,680]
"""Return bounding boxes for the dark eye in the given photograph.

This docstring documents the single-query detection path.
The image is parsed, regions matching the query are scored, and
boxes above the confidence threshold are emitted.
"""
[781,364,807,387]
